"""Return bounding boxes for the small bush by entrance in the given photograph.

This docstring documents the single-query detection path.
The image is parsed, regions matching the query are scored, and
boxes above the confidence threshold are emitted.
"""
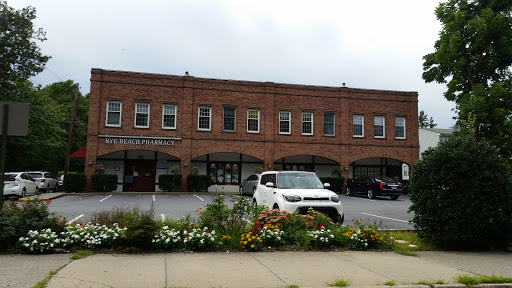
[158,175,182,192]
[91,174,118,192]
[187,175,212,192]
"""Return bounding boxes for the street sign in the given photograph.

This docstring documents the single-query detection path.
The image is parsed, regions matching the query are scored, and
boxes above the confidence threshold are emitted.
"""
[0,102,30,136]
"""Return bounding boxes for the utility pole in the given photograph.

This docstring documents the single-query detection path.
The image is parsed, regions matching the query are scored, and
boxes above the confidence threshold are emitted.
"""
[64,84,79,173]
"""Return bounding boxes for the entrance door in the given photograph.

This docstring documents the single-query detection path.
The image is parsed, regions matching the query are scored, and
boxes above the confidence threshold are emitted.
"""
[124,160,156,192]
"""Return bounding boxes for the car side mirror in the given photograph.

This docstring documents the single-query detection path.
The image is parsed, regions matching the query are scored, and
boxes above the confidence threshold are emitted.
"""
[324,183,331,188]
[265,182,275,188]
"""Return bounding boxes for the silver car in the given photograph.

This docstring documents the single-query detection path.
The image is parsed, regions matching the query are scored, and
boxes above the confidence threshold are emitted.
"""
[239,174,260,196]
[27,171,58,193]
[3,172,38,199]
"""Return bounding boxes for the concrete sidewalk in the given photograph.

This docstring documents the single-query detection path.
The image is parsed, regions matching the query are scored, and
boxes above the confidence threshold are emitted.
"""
[18,251,508,288]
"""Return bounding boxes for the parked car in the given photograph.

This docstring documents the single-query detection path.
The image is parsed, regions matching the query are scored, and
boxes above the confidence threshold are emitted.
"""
[26,171,58,193]
[345,176,403,200]
[253,171,344,224]
[239,174,260,196]
[3,172,38,199]
[56,175,64,191]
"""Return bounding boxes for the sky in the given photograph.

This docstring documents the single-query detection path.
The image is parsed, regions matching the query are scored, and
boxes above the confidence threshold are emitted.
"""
[10,0,456,128]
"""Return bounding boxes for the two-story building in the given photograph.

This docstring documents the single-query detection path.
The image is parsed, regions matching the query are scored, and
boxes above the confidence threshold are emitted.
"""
[85,69,419,192]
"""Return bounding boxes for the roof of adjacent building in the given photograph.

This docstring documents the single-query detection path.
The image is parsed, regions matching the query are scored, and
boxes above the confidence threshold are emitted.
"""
[419,128,456,137]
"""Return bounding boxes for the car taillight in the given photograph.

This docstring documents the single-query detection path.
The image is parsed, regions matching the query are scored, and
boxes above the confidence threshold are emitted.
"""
[14,179,19,186]
[40,179,45,182]
[400,183,404,190]
[379,182,384,189]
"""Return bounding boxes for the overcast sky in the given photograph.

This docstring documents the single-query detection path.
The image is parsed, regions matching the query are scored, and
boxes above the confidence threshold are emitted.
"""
[10,0,456,128]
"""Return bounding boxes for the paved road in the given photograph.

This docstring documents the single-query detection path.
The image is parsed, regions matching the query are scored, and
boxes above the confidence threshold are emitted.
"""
[46,193,414,229]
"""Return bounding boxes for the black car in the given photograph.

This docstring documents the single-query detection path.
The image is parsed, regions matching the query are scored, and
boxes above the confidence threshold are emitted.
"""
[346,176,403,200]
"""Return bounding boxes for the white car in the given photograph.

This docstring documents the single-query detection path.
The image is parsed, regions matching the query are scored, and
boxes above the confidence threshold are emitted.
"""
[3,172,38,199]
[253,171,344,224]
[27,171,58,193]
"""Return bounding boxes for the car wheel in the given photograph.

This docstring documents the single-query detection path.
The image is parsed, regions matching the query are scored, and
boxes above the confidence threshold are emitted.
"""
[252,187,256,195]
[346,187,352,196]
[239,186,244,196]
[367,189,375,199]
[252,198,257,206]
[22,189,27,198]
[272,203,279,210]
[334,213,344,225]
[390,195,399,200]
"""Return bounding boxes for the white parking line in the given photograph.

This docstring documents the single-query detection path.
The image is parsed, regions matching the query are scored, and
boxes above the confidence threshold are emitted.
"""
[99,195,112,202]
[361,213,409,223]
[193,194,204,201]
[153,195,155,202]
[68,214,84,224]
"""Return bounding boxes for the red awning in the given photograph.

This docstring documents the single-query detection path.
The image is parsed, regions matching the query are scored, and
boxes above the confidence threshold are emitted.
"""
[70,146,86,158]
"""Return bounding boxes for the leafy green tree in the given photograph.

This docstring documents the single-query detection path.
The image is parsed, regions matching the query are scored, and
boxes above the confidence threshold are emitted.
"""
[409,136,512,249]
[422,0,512,159]
[0,1,49,98]
[418,110,438,128]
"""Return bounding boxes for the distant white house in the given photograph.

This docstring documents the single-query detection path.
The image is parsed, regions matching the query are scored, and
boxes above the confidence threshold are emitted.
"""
[401,128,455,180]
[419,128,455,158]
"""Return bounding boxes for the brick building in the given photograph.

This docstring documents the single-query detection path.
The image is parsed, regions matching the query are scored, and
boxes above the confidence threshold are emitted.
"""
[85,68,419,192]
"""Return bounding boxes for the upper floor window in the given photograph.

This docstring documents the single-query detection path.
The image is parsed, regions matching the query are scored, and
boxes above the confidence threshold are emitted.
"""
[223,107,236,131]
[198,107,211,131]
[279,111,291,134]
[302,112,313,135]
[353,115,364,137]
[324,113,335,136]
[162,104,176,129]
[395,117,406,139]
[135,103,150,128]
[374,116,385,138]
[106,101,122,127]
[247,109,260,133]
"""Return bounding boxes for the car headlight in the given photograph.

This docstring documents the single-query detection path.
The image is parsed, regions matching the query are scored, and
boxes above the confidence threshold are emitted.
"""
[331,195,339,202]
[282,194,301,202]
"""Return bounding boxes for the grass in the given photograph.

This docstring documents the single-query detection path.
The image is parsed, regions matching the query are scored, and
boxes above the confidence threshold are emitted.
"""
[392,247,418,257]
[387,230,437,257]
[284,285,299,288]
[456,274,512,287]
[416,279,446,287]
[326,278,351,287]
[384,281,396,286]
[70,250,92,260]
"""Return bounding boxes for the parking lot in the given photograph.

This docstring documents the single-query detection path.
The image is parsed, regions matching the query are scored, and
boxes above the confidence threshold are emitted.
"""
[45,193,414,230]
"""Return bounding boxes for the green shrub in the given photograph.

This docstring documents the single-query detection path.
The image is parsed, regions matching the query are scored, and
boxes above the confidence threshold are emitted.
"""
[63,173,87,192]
[319,177,345,194]
[409,136,512,249]
[123,215,160,249]
[0,201,65,251]
[90,174,118,192]
[186,175,212,192]
[158,175,182,192]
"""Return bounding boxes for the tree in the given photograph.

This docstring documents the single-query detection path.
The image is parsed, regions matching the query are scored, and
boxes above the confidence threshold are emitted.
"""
[409,136,512,249]
[422,0,512,159]
[418,110,438,128]
[0,1,50,97]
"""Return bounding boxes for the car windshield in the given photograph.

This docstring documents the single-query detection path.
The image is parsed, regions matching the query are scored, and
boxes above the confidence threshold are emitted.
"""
[4,173,16,180]
[375,176,395,182]
[277,173,324,189]
[28,173,42,179]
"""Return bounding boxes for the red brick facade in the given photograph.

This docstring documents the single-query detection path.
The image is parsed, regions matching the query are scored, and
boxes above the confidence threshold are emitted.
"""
[86,68,419,192]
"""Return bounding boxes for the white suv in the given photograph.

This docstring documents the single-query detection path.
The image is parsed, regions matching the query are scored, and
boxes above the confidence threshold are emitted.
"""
[27,171,58,193]
[253,171,344,224]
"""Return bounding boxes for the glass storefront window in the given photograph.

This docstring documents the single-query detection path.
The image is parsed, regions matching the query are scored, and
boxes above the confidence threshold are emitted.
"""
[209,162,240,184]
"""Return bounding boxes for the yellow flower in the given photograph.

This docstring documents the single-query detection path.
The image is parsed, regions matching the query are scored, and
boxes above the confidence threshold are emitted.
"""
[251,244,255,248]
[240,241,243,244]
[244,241,248,245]
[247,238,252,242]
[259,239,262,242]
[252,236,256,240]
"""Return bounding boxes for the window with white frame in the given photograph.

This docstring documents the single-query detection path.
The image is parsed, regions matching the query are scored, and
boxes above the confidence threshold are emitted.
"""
[223,107,236,131]
[395,117,406,139]
[134,103,150,128]
[302,112,313,135]
[247,109,260,133]
[324,112,335,136]
[374,116,385,138]
[353,115,364,137]
[279,111,291,134]
[198,107,211,131]
[162,104,176,129]
[106,101,122,127]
